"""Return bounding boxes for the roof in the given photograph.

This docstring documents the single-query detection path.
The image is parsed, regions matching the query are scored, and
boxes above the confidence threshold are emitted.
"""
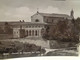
[0,21,47,27]
[34,12,72,19]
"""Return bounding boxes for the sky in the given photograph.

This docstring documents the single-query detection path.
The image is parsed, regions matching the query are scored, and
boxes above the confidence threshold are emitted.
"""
[0,0,80,22]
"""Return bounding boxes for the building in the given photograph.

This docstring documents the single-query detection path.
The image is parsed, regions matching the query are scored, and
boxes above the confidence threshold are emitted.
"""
[12,22,46,38]
[0,10,74,39]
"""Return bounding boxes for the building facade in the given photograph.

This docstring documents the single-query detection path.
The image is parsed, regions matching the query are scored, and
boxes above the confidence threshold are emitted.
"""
[0,10,74,39]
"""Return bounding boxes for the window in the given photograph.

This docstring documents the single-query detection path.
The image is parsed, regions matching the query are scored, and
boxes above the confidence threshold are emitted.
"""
[32,30,34,36]
[35,30,37,36]
[29,26,31,28]
[35,26,37,27]
[17,32,18,33]
[35,19,39,22]
[38,26,40,27]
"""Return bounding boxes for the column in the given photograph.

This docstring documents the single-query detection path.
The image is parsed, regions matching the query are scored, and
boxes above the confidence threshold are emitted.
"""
[31,30,32,36]
[39,29,41,37]
[28,30,29,36]
[34,30,35,36]
[31,30,33,37]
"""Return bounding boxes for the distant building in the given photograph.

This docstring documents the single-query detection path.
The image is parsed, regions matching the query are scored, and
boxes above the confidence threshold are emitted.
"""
[0,10,74,39]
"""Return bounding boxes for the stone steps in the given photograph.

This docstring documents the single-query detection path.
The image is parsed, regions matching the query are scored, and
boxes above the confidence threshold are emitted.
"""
[25,36,43,40]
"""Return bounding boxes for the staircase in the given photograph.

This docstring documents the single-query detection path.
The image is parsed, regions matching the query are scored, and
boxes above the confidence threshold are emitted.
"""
[25,36,43,40]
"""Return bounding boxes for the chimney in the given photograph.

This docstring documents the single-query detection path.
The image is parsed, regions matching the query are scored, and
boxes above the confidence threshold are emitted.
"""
[20,20,21,22]
[23,20,25,22]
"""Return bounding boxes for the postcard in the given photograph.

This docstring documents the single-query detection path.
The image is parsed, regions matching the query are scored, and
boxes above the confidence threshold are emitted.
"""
[0,0,80,59]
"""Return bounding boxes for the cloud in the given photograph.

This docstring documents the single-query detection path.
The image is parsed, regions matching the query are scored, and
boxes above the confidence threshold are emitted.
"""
[39,6,60,13]
[2,7,34,22]
[1,6,61,22]
[13,7,32,19]
[0,0,80,21]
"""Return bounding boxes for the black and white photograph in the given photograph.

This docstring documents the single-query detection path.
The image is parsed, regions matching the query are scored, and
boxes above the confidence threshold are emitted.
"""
[0,0,80,59]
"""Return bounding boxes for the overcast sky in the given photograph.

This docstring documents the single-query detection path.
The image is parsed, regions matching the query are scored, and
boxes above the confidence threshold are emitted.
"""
[0,0,80,22]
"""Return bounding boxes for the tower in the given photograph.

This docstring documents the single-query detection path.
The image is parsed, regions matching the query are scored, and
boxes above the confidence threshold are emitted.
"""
[70,9,74,19]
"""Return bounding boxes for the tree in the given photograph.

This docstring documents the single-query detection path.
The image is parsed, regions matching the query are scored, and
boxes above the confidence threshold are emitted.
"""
[43,19,79,43]
[0,27,4,34]
[75,17,80,32]
[4,22,13,34]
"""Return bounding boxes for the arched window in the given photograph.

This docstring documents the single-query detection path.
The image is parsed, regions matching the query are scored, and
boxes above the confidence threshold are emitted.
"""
[35,19,39,22]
